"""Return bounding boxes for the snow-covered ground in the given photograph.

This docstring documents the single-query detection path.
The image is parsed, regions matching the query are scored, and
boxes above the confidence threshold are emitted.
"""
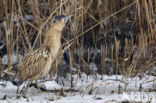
[0,74,156,103]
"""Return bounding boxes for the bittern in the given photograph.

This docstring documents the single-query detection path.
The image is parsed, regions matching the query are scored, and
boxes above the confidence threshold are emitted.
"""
[14,15,69,94]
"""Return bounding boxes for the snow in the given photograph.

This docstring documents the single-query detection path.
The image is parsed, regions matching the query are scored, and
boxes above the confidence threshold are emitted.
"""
[2,52,23,65]
[13,15,34,22]
[0,74,156,103]
[0,42,5,50]
[89,62,97,72]
[24,15,34,21]
[44,81,61,90]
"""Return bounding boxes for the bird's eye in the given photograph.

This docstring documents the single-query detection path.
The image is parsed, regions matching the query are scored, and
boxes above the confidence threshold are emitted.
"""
[53,19,56,23]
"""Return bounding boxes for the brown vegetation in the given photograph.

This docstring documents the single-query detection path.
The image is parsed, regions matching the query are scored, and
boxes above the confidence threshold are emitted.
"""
[0,0,155,79]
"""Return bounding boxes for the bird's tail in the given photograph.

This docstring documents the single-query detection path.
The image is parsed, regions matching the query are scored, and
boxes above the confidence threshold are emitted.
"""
[0,66,23,86]
[0,66,14,77]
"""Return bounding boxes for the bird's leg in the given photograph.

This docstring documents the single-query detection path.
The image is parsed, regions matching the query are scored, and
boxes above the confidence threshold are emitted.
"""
[16,85,21,97]
[35,80,49,93]
[20,82,30,97]
[35,80,42,93]
[25,82,30,92]
[16,83,28,98]
[16,85,20,94]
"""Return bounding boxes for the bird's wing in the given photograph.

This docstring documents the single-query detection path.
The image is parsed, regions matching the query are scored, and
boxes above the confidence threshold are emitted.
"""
[18,47,50,81]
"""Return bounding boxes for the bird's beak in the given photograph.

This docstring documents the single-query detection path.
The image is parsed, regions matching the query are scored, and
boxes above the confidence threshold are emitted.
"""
[64,16,69,23]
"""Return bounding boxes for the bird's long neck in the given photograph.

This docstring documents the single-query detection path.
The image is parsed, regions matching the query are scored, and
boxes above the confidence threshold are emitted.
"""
[43,26,61,56]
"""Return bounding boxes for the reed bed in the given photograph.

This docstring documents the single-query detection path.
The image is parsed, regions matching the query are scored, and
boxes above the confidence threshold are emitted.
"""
[0,0,155,79]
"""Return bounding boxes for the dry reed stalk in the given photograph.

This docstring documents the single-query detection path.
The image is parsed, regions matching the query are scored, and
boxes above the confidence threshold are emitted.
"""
[0,0,155,79]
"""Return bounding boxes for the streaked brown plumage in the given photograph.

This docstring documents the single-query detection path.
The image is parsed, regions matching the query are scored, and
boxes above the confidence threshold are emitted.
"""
[16,15,68,92]
[18,47,52,82]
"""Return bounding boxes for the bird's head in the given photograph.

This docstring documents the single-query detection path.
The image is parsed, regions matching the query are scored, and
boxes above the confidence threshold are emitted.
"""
[52,15,69,31]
